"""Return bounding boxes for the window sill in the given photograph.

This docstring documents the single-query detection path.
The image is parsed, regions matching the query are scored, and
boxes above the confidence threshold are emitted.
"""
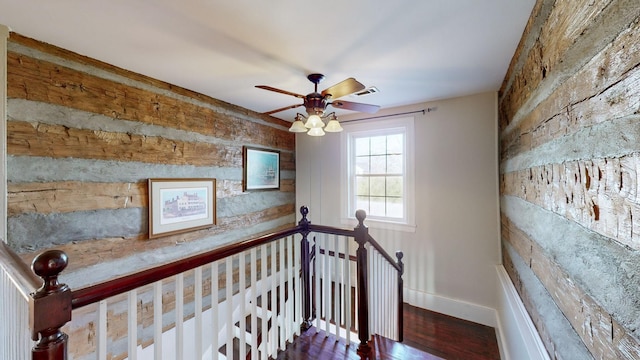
[340,217,416,233]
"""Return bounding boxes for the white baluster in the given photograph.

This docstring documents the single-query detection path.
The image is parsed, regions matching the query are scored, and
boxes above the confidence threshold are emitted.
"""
[128,290,138,360]
[97,299,107,360]
[286,236,295,342]
[175,273,184,359]
[239,250,247,359]
[250,247,258,360]
[195,267,203,359]
[343,236,351,345]
[277,239,284,350]
[260,244,268,360]
[225,257,233,359]
[270,241,278,355]
[333,235,340,339]
[211,261,219,360]
[153,281,163,360]
[314,235,321,333]
[324,234,331,336]
[294,235,301,337]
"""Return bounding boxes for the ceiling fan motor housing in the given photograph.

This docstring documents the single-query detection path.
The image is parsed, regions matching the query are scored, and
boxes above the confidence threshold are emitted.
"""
[305,92,327,115]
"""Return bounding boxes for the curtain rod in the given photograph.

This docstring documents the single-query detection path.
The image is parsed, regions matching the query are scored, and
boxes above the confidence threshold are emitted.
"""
[339,107,436,124]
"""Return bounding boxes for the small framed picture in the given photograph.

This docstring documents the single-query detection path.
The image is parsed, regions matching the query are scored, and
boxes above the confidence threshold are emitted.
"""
[148,178,216,238]
[243,146,280,191]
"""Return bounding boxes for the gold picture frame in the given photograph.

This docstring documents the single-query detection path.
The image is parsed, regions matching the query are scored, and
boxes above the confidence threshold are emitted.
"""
[148,178,216,238]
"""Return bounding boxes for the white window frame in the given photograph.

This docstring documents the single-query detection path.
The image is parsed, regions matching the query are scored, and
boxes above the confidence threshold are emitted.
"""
[340,116,415,232]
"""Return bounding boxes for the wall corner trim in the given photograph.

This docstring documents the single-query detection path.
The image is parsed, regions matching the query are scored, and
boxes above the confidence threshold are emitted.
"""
[0,23,9,243]
[495,265,550,360]
[0,24,8,38]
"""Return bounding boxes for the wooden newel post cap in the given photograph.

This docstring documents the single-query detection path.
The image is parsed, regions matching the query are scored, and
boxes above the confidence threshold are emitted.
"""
[31,250,69,296]
[396,251,405,275]
[298,205,311,229]
[300,205,309,218]
[355,209,367,227]
[30,250,72,343]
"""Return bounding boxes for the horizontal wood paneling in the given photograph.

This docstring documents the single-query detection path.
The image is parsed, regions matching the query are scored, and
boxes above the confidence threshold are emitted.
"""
[499,0,640,358]
[7,120,243,167]
[502,156,640,250]
[18,204,295,273]
[502,208,640,359]
[6,31,296,284]
[7,50,294,151]
[7,179,295,216]
[7,32,290,130]
[8,181,147,216]
[501,14,640,159]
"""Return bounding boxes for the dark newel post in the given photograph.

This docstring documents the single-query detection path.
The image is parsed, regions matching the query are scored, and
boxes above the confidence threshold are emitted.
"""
[30,250,72,360]
[298,206,313,331]
[354,209,371,357]
[396,251,404,342]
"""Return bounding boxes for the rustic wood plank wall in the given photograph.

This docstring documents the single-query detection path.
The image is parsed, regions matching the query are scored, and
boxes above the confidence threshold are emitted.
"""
[499,0,640,358]
[5,33,296,283]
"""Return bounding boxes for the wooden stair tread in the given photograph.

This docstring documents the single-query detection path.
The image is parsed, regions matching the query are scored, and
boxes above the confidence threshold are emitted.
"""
[277,327,443,360]
[371,335,444,360]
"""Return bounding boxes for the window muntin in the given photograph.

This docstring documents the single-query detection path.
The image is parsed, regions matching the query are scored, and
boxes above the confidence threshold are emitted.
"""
[342,115,414,232]
[352,133,405,219]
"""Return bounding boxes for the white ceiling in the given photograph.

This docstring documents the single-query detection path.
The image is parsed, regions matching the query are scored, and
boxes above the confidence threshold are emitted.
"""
[0,0,535,122]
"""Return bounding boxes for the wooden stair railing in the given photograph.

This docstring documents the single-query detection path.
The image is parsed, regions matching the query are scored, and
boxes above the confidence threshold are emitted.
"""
[304,209,405,355]
[23,206,403,359]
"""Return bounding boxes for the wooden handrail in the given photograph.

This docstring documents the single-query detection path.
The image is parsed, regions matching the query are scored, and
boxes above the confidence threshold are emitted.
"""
[72,225,302,309]
[25,206,404,359]
[308,224,402,272]
[308,223,356,237]
[0,242,40,300]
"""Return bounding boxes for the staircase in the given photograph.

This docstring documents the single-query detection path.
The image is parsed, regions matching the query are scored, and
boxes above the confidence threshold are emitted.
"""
[277,329,443,360]
[3,206,406,359]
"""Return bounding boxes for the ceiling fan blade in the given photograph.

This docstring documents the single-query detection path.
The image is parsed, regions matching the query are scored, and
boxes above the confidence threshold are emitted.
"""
[329,100,380,114]
[255,85,306,99]
[263,103,304,115]
[321,78,365,99]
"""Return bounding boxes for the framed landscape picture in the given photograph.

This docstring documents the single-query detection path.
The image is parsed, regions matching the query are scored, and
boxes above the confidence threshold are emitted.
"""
[243,146,280,191]
[148,178,216,238]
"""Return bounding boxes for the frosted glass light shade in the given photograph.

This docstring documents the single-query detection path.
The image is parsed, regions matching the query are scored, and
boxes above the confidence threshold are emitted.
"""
[289,120,307,132]
[324,119,343,132]
[304,114,325,128]
[307,127,325,136]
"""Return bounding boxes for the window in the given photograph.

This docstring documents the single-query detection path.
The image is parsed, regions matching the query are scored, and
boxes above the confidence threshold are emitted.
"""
[341,117,415,231]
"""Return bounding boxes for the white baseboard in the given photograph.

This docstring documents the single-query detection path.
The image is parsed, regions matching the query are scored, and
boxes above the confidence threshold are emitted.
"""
[404,287,498,327]
[495,265,549,360]
[404,267,549,360]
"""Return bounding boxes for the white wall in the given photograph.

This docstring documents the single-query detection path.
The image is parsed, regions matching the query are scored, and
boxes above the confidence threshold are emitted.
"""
[296,91,501,325]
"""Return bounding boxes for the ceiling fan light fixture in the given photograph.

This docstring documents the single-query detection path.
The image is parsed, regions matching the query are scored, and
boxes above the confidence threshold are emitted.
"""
[307,127,325,136]
[289,119,307,132]
[324,119,343,132]
[304,114,325,129]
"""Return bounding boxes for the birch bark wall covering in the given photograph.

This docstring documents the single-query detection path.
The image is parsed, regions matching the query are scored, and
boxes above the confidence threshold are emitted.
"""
[5,33,296,285]
[499,0,640,358]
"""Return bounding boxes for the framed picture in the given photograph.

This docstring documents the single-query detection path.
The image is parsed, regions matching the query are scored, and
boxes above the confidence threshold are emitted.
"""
[148,178,216,239]
[243,146,280,191]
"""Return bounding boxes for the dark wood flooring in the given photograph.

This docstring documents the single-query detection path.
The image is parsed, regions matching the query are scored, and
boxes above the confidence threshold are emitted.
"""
[402,304,500,360]
[276,303,501,359]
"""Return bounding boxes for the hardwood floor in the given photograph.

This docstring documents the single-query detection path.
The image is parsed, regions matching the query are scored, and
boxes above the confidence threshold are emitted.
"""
[276,303,501,359]
[402,304,500,360]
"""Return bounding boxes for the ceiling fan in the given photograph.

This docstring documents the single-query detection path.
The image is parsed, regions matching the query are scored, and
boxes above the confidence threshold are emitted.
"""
[256,73,380,116]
